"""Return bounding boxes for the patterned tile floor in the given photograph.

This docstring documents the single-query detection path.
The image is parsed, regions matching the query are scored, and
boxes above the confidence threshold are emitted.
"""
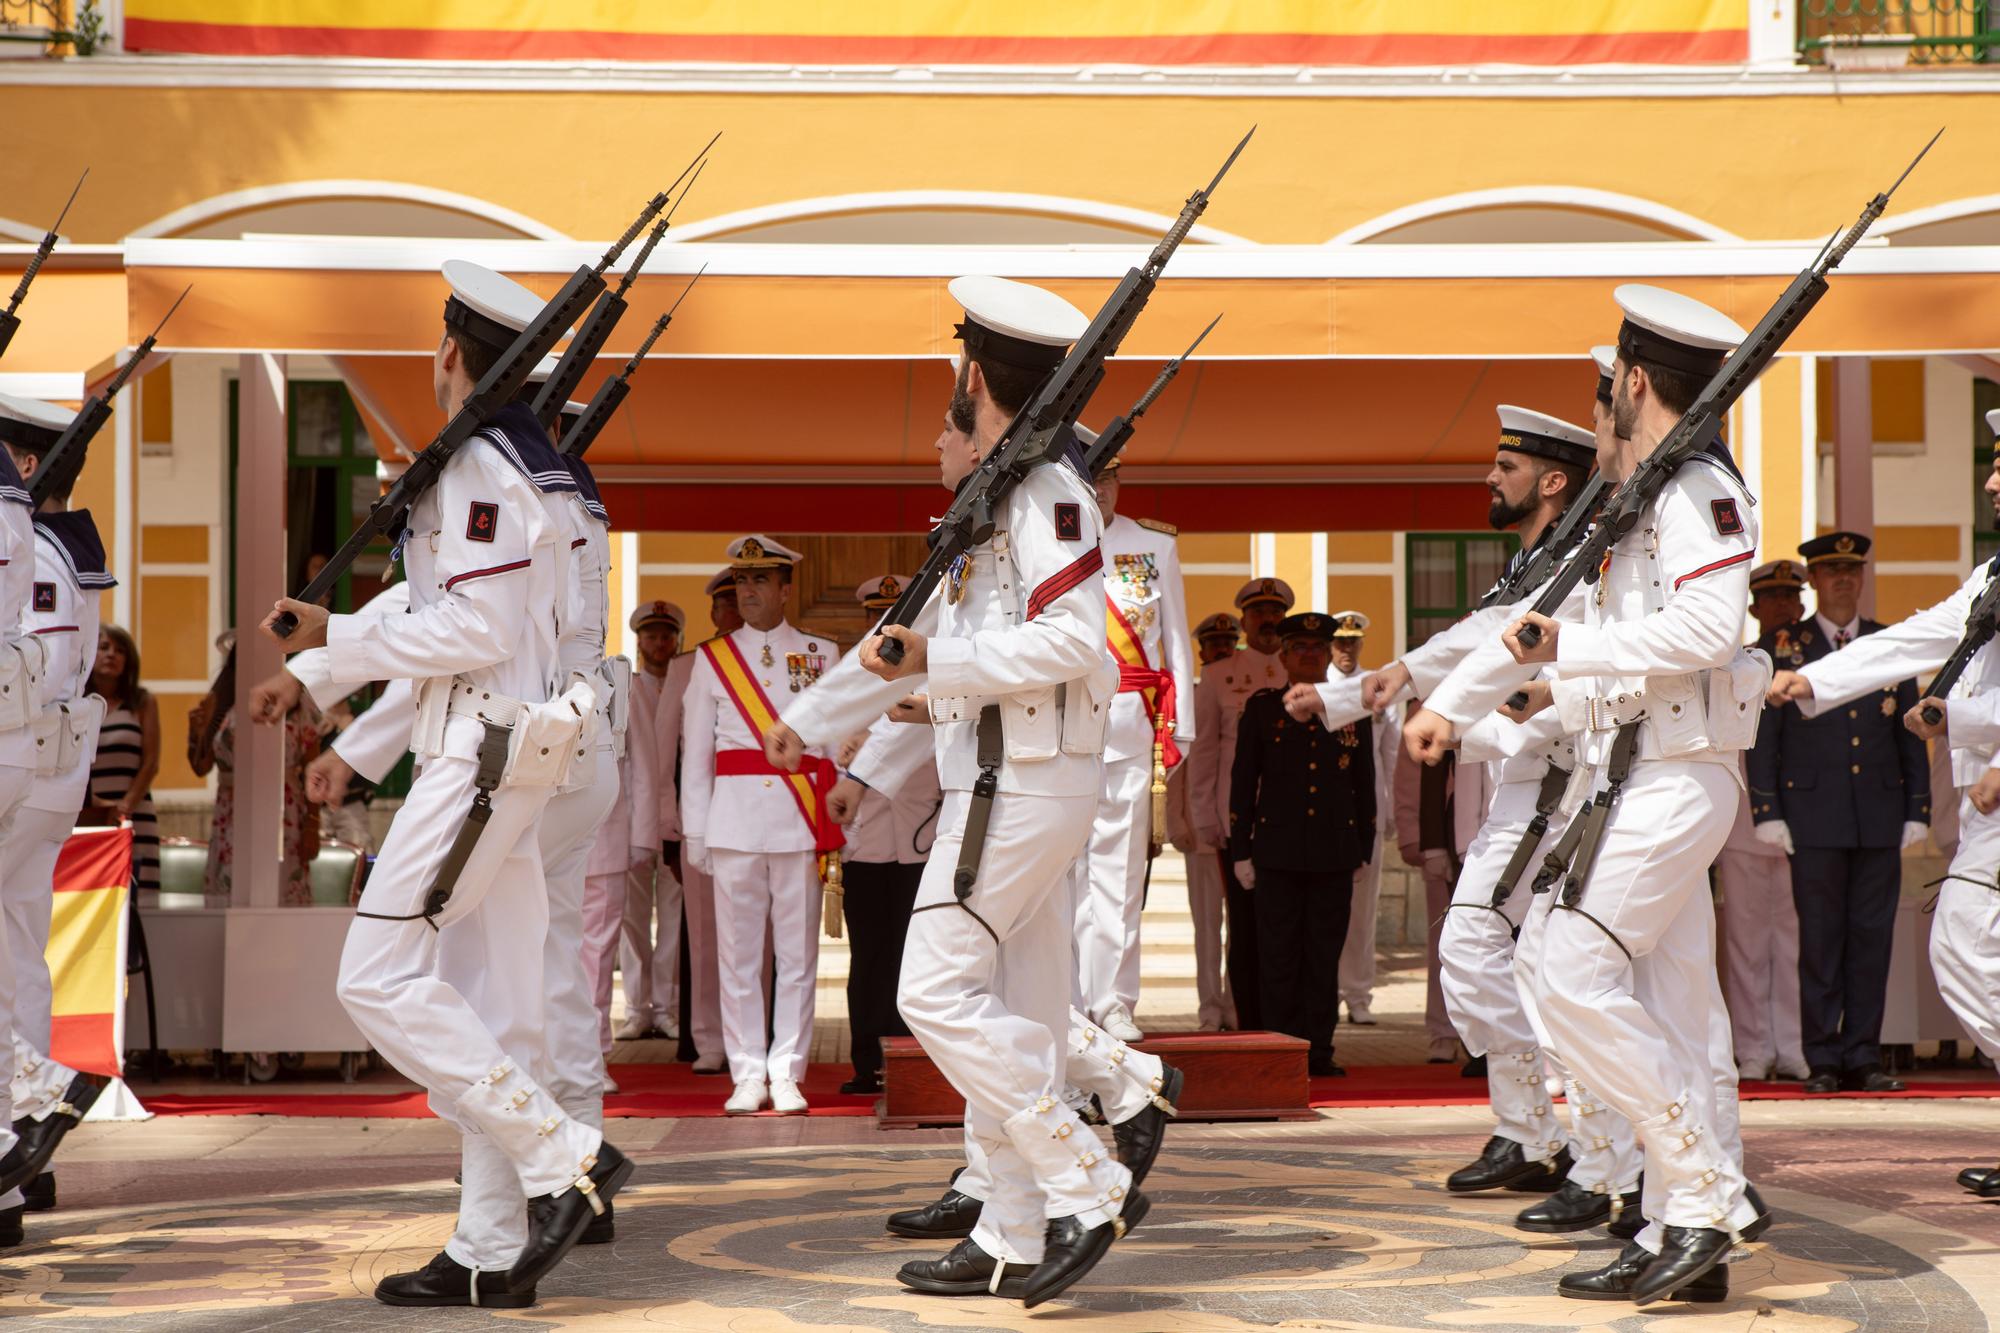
[15,1097,2000,1330]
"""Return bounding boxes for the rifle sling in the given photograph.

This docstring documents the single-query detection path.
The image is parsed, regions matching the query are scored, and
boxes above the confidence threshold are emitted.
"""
[1485,759,1573,910]
[1549,722,1643,960]
[912,704,1005,945]
[355,720,511,929]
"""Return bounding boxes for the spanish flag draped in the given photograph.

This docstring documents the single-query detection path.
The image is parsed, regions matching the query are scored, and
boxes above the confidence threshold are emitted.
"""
[47,826,131,1079]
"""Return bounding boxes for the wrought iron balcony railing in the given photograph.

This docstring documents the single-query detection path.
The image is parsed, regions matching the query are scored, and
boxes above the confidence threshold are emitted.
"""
[1799,0,1998,66]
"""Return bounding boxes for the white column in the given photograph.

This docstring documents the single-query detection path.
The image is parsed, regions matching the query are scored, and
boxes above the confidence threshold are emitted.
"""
[1832,357,1877,618]
[112,396,134,628]
[1747,0,1800,68]
[1309,531,1328,612]
[233,355,288,909]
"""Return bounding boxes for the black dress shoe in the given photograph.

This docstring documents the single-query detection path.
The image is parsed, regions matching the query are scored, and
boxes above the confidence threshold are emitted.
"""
[1803,1070,1840,1094]
[507,1142,632,1293]
[0,1204,21,1248]
[1461,1055,1488,1079]
[1506,1147,1572,1193]
[1559,1240,1727,1303]
[888,1188,985,1239]
[1958,1165,2000,1194]
[1633,1225,1733,1304]
[1112,1064,1183,1189]
[1605,1206,1647,1241]
[1448,1136,1561,1193]
[896,1238,1029,1297]
[1978,1172,2000,1199]
[376,1251,535,1308]
[1741,1183,1773,1241]
[23,1172,53,1214]
[1022,1191,1149,1309]
[1308,1058,1346,1077]
[1516,1181,1634,1233]
[0,1075,101,1196]
[840,1074,883,1096]
[1842,1069,1906,1093]
[579,1198,615,1245]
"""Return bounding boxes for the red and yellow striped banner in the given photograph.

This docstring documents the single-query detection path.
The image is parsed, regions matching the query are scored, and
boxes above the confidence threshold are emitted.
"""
[48,826,132,1080]
[124,2,1747,65]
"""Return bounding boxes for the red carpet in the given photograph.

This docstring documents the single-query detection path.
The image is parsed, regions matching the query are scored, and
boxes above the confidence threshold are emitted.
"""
[1309,1063,2000,1110]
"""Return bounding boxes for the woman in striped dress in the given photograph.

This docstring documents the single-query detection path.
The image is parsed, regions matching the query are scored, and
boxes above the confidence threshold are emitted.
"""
[88,625,161,893]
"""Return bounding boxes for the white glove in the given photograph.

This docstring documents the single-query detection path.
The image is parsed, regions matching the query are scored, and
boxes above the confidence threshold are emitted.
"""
[1233,859,1255,889]
[686,836,711,875]
[1753,820,1795,856]
[1902,820,1929,851]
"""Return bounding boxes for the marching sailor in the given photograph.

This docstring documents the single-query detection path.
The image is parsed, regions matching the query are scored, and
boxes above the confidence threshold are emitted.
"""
[257,261,627,1306]
[1078,452,1193,1041]
[679,534,841,1115]
[0,393,107,1226]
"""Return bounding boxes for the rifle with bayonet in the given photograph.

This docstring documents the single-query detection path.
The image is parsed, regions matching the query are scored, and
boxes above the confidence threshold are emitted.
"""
[269,184,682,638]
[562,265,704,459]
[1480,471,1609,612]
[30,286,187,510]
[528,136,716,430]
[1510,130,1941,660]
[1917,569,2000,725]
[0,171,86,362]
[874,127,1254,666]
[1082,314,1219,480]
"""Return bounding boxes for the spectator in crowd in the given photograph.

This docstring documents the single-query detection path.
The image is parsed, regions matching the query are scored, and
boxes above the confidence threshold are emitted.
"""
[1394,699,1462,1064]
[1230,612,1375,1077]
[194,629,323,906]
[312,694,377,855]
[1174,611,1243,1032]
[87,625,160,894]
[1327,611,1399,1028]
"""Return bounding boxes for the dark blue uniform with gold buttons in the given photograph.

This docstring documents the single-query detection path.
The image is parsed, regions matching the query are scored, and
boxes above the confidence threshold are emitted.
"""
[1747,616,1929,1081]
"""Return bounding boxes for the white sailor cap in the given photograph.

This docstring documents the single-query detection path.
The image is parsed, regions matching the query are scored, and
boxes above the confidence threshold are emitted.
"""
[856,574,905,611]
[726,534,802,571]
[1613,284,1745,380]
[0,392,72,454]
[1234,577,1296,612]
[1194,612,1241,640]
[441,259,547,355]
[704,569,736,599]
[1591,344,1618,405]
[629,599,685,633]
[1496,405,1596,470]
[1985,408,2000,437]
[1329,610,1370,638]
[948,276,1088,373]
[523,354,560,385]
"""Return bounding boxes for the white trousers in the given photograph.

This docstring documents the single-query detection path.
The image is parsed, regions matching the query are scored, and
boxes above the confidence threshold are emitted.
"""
[711,848,818,1085]
[619,856,684,1024]
[1076,752,1152,1022]
[0,793,57,1201]
[1340,830,1384,1008]
[581,870,627,1055]
[681,860,724,1061]
[1716,847,1804,1074]
[336,756,598,1272]
[1929,792,2000,1063]
[1186,842,1233,1030]
[1532,761,1753,1234]
[901,789,1133,1266]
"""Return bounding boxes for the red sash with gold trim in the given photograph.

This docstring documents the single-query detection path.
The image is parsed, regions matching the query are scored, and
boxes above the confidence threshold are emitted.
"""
[1106,593,1181,768]
[700,638,845,854]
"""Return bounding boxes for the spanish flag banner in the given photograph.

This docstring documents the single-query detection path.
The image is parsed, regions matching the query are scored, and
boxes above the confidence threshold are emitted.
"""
[125,2,1748,66]
[47,826,132,1080]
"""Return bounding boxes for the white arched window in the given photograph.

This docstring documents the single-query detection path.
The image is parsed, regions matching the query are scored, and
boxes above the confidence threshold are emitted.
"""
[1875,197,2000,246]
[1330,188,1739,246]
[667,191,1249,246]
[130,182,568,241]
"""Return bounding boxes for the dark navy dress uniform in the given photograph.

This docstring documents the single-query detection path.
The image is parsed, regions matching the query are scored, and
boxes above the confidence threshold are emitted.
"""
[1229,615,1376,1075]
[1748,608,1929,1082]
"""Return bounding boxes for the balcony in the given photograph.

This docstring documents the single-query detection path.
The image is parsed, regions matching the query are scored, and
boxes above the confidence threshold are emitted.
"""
[1799,0,1999,66]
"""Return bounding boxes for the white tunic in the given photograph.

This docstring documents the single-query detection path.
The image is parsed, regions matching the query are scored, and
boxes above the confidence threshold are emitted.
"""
[1099,513,1195,762]
[680,621,833,854]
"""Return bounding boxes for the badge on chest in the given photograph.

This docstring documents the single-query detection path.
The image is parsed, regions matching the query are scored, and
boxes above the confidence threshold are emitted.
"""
[786,651,826,693]
[1113,552,1158,602]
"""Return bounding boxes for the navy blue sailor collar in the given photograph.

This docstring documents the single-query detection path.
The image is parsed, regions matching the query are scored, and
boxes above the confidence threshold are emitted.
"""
[473,402,579,497]
[33,509,115,588]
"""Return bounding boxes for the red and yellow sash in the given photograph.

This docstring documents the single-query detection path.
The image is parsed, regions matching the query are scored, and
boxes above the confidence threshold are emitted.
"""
[700,638,845,855]
[1106,593,1181,768]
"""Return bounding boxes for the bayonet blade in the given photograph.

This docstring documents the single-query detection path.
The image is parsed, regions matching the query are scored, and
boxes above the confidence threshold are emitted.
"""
[48,169,87,236]
[1884,125,1944,201]
[1204,126,1255,197]
[1132,313,1222,416]
[663,262,707,321]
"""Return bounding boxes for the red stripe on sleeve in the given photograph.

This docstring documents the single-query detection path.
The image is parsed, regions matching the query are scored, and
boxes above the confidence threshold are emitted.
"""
[1672,549,1753,591]
[1025,546,1104,622]
[443,558,532,591]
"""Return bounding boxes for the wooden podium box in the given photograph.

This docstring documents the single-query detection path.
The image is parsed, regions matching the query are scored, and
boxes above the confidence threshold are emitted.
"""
[879,1031,1314,1128]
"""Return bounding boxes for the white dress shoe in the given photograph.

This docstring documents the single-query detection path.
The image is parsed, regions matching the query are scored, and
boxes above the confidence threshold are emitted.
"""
[692,1052,727,1074]
[614,1012,655,1041]
[1346,1002,1377,1026]
[769,1079,809,1115]
[603,1074,621,1095]
[663,1018,682,1041]
[724,1079,768,1115]
[1101,1004,1144,1043]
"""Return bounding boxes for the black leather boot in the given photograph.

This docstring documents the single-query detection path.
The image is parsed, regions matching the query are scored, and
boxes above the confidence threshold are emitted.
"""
[1559,1240,1727,1303]
[1633,1225,1734,1304]
[1111,1064,1183,1189]
[507,1142,632,1293]
[376,1251,534,1308]
[1448,1136,1561,1193]
[887,1187,984,1239]
[579,1198,615,1245]
[1515,1181,1622,1233]
[1507,1146,1572,1192]
[0,1075,102,1196]
[896,1238,1030,1297]
[1742,1183,1773,1241]
[0,1204,21,1247]
[1956,1165,1998,1194]
[23,1172,53,1214]
[1021,1192,1149,1309]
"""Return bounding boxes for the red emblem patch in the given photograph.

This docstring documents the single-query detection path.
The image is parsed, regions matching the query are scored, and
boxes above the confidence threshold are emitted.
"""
[467,501,499,543]
[31,583,54,613]
[1710,498,1743,536]
[1054,502,1081,542]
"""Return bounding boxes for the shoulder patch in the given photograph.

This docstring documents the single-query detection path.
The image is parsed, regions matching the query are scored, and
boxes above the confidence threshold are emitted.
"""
[31,583,55,613]
[1136,516,1179,537]
[1054,502,1082,542]
[1709,498,1743,537]
[466,500,499,544]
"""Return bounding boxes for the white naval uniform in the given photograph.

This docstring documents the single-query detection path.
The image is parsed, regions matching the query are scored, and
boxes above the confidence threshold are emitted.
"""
[781,460,1135,1265]
[3,512,109,1173]
[289,422,599,1273]
[1334,662,1399,1015]
[1428,453,1763,1239]
[1188,646,1285,1026]
[1715,770,1804,1076]
[680,621,832,1086]
[582,663,658,1054]
[620,656,689,1036]
[0,460,47,1170]
[1793,558,2000,1065]
[1078,514,1194,1026]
